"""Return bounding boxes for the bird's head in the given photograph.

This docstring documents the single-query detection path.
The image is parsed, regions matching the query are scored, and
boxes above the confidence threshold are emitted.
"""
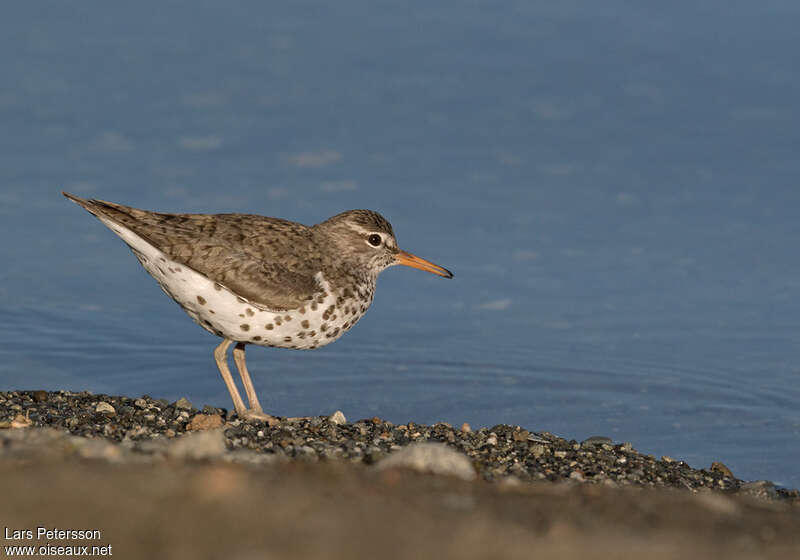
[314,210,453,279]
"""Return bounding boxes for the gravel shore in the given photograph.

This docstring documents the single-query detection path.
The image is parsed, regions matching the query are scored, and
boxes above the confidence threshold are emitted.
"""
[2,390,799,559]
[1,390,797,498]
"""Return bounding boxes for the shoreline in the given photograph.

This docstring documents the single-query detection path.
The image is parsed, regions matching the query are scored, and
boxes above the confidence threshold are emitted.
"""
[2,390,799,559]
[1,389,797,498]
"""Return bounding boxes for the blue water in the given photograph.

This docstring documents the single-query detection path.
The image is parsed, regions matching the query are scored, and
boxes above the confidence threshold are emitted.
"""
[1,2,799,487]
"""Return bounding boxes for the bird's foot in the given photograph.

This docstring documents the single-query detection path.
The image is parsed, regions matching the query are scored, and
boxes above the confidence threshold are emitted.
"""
[238,408,279,426]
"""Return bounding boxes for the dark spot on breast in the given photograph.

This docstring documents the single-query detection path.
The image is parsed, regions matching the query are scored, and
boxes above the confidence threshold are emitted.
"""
[311,302,318,311]
[215,283,223,291]
[301,320,310,328]
[299,307,306,314]
[239,313,245,318]
[309,344,317,349]
[309,330,316,337]
[298,332,306,339]
[246,308,254,317]
[342,321,350,330]
[196,296,206,305]
[209,309,215,314]
[251,336,262,341]
[240,324,250,331]
[157,267,166,275]
[168,267,175,273]
[320,323,328,331]
[174,267,182,272]
[332,327,340,337]
[265,324,274,330]
[330,315,337,321]
[159,257,166,262]
[284,315,291,321]
[284,336,292,342]
[288,345,297,349]
[274,316,282,325]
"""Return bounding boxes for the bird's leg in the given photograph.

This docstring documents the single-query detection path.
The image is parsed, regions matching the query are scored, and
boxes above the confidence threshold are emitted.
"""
[232,342,278,425]
[213,339,248,417]
[233,342,263,411]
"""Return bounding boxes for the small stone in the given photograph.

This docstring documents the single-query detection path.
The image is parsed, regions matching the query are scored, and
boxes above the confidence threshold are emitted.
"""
[739,480,779,500]
[328,410,347,425]
[174,397,193,410]
[187,414,223,431]
[375,443,476,480]
[581,436,612,447]
[76,438,124,462]
[661,455,676,463]
[512,429,530,442]
[95,402,116,417]
[167,429,226,460]
[554,450,567,458]
[569,470,585,482]
[134,399,148,409]
[460,422,472,433]
[485,434,498,446]
[710,461,734,478]
[10,414,32,429]
[530,444,546,458]
[32,390,48,403]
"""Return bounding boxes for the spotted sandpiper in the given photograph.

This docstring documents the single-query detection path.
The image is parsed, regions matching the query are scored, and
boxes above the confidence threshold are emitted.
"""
[63,193,453,423]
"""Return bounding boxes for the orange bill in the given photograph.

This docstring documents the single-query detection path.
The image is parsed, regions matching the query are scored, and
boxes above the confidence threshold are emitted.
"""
[395,250,453,279]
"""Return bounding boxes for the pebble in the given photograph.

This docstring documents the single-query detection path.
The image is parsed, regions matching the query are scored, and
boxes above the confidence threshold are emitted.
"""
[711,461,734,478]
[95,402,116,417]
[187,414,223,431]
[167,430,226,460]
[739,480,779,500]
[581,436,613,447]
[174,397,193,411]
[328,410,347,425]
[375,442,476,481]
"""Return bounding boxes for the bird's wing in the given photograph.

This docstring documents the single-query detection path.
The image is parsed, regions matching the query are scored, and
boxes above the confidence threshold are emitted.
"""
[64,193,322,310]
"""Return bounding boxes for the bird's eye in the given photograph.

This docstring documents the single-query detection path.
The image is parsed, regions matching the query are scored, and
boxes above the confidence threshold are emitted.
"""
[367,234,382,247]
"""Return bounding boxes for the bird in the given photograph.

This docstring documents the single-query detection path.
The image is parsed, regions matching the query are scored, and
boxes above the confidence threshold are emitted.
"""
[63,192,453,424]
